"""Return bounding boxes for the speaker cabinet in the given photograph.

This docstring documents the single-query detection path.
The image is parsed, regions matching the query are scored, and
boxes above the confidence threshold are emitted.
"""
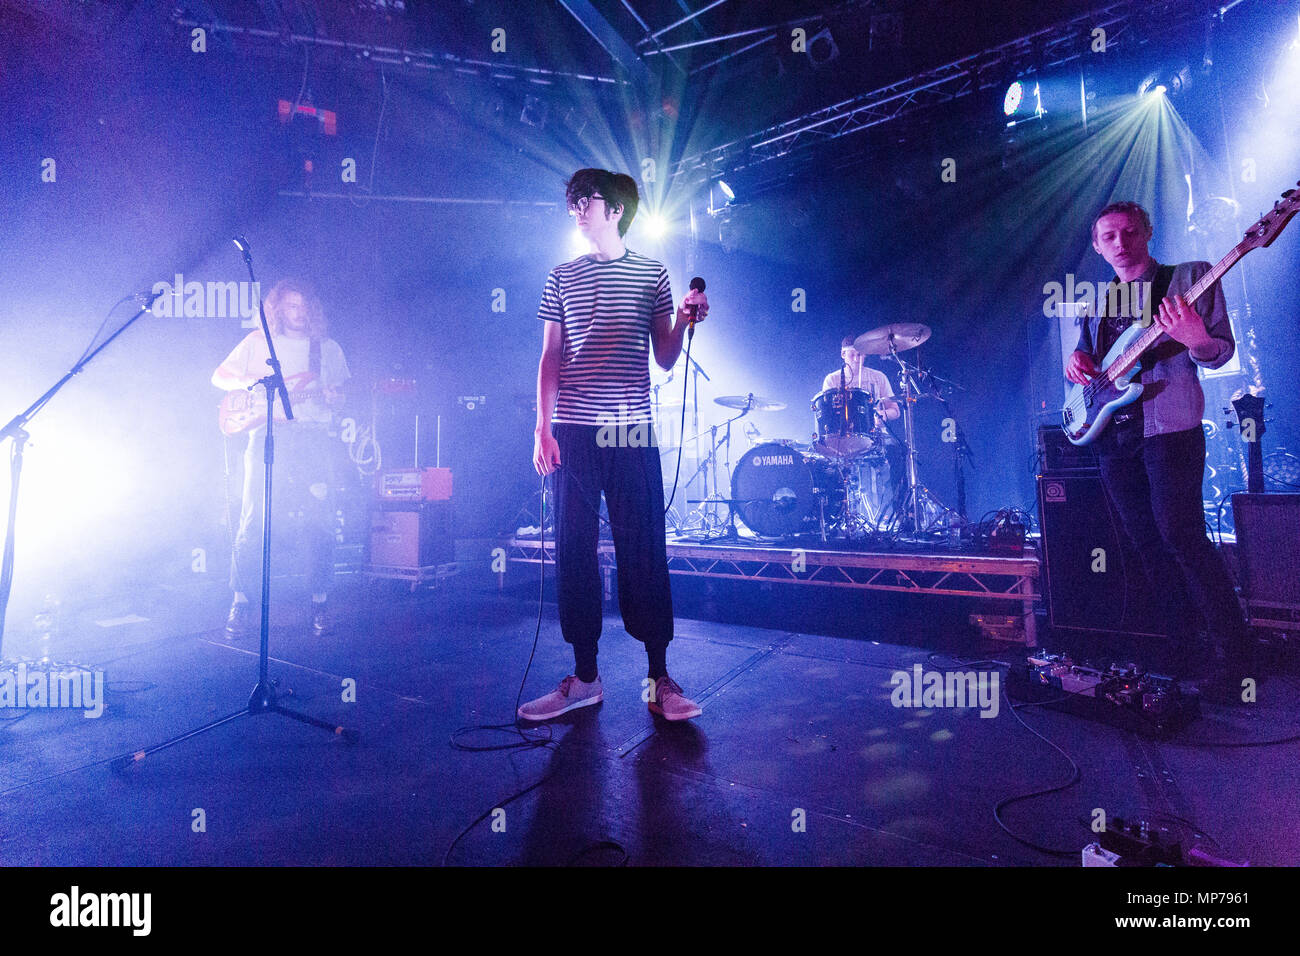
[369,501,453,570]
[1231,493,1300,629]
[1037,475,1165,637]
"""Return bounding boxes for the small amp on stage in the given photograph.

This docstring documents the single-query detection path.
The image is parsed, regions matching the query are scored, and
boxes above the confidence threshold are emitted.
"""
[376,467,453,502]
[368,468,455,590]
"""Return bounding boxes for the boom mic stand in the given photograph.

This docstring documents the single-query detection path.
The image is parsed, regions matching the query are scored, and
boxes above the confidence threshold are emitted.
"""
[1,289,165,658]
[112,237,356,772]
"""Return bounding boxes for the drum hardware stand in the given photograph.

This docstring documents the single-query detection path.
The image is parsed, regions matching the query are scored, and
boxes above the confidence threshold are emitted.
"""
[654,355,713,530]
[922,371,973,527]
[112,236,357,773]
[886,346,953,538]
[678,401,754,541]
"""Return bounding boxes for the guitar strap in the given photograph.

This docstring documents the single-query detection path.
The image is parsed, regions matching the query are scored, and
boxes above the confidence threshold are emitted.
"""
[309,336,321,382]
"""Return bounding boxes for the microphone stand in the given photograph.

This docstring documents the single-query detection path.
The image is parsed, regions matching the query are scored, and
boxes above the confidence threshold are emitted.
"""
[0,289,164,657]
[112,238,356,772]
[917,367,974,527]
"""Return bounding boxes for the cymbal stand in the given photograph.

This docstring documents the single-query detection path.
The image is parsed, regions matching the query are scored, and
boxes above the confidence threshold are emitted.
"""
[886,345,951,538]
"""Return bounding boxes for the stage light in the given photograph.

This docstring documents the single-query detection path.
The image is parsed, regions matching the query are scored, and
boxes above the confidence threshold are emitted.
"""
[642,211,667,239]
[1003,80,1023,117]
[1139,65,1190,99]
[707,179,736,216]
[1002,77,1043,126]
[569,226,587,255]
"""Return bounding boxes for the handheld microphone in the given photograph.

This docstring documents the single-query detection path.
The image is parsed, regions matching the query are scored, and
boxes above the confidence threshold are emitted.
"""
[686,276,706,339]
[686,276,706,320]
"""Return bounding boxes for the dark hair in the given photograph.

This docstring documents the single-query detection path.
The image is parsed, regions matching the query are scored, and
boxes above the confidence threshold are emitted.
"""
[1092,201,1152,241]
[841,335,857,348]
[566,168,639,237]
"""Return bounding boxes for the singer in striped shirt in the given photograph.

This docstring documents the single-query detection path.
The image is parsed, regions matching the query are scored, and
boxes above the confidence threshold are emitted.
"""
[521,168,709,724]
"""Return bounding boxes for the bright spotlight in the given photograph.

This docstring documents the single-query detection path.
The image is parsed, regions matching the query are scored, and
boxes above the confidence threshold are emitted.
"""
[1154,84,1168,96]
[717,180,735,202]
[642,212,667,239]
[569,227,587,255]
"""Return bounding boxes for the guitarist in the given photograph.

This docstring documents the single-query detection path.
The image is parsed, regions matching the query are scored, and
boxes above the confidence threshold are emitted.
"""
[212,279,350,638]
[1064,201,1251,699]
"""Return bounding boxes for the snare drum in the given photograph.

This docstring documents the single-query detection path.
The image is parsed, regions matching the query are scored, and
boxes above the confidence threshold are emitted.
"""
[811,387,877,457]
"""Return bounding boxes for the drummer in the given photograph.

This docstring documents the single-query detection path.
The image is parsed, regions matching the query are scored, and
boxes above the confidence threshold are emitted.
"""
[821,336,900,428]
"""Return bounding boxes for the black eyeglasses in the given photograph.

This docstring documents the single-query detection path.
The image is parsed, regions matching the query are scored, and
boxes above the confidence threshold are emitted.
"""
[567,194,605,216]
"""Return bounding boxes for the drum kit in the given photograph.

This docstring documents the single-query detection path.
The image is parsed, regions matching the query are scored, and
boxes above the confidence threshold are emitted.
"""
[668,322,967,543]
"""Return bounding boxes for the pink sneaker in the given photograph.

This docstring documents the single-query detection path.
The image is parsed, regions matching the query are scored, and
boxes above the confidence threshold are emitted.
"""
[518,675,603,721]
[648,676,702,721]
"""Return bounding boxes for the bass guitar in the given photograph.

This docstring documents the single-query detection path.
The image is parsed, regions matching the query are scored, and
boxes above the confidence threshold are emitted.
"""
[1062,181,1298,446]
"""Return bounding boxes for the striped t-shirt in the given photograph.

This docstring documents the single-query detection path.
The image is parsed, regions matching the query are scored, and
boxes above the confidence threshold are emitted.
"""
[537,249,673,426]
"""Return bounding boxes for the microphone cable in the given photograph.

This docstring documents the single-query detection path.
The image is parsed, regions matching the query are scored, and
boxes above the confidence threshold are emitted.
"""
[662,319,697,517]
[443,472,628,866]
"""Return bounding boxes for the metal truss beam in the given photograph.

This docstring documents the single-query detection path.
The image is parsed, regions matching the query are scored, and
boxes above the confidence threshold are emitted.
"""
[169,14,626,86]
[669,0,1217,188]
[504,538,1039,639]
[557,0,655,88]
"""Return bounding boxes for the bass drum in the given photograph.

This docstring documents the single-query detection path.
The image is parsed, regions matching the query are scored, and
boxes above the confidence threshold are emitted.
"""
[730,442,844,537]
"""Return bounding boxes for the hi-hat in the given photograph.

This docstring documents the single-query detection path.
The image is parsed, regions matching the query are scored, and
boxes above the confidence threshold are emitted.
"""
[854,323,931,355]
[714,394,786,411]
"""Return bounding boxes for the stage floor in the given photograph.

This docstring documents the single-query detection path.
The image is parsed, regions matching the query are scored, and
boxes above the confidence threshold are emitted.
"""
[1,569,1296,866]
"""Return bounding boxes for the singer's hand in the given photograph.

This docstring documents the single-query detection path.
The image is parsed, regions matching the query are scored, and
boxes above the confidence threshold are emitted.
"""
[533,429,561,476]
[677,290,709,325]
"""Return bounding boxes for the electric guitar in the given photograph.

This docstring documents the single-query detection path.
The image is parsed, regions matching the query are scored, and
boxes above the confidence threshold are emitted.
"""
[218,382,329,436]
[1062,181,1299,446]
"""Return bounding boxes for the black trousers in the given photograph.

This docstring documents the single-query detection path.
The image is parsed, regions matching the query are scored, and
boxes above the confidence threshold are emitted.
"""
[1096,420,1246,652]
[552,423,673,656]
[230,425,337,599]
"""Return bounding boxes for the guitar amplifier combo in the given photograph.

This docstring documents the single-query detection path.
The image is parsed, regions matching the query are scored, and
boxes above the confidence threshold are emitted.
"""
[369,500,454,573]
[1037,474,1166,638]
[1231,493,1300,630]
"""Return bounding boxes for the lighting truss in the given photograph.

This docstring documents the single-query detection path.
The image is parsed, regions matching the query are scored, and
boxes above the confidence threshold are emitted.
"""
[669,0,1218,190]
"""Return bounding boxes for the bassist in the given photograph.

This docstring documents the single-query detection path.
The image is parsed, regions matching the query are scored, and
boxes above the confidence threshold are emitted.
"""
[1064,201,1250,698]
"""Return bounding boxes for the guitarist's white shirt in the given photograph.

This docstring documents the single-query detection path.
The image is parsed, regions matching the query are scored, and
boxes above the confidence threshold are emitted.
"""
[212,330,350,425]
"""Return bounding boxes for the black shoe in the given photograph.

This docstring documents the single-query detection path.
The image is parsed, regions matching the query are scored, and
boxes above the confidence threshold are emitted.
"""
[311,600,330,636]
[225,601,253,640]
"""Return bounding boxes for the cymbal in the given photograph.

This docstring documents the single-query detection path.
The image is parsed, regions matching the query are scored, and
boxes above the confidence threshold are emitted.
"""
[854,323,931,355]
[714,394,787,412]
